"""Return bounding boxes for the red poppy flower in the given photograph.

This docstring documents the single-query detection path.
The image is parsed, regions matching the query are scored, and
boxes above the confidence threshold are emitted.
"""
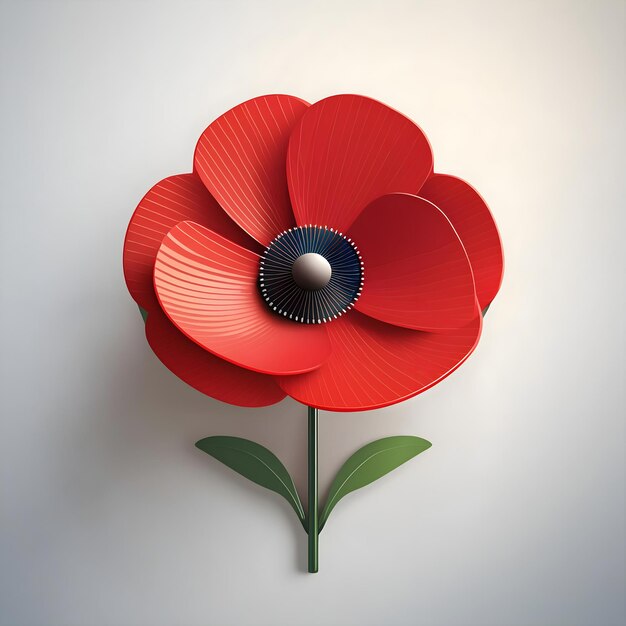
[123,94,503,412]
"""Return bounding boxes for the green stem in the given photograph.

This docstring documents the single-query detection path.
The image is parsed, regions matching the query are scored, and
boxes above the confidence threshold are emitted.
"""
[307,406,319,573]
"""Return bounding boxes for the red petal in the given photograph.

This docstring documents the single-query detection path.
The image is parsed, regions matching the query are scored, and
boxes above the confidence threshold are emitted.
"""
[193,94,309,246]
[154,221,331,375]
[145,308,285,407]
[287,95,433,232]
[350,194,476,331]
[279,310,482,412]
[419,174,504,309]
[123,173,258,311]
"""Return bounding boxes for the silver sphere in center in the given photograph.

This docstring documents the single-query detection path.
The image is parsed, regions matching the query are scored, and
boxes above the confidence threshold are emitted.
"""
[291,253,332,291]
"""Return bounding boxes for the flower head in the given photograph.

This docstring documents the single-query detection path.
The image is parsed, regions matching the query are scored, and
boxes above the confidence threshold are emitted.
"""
[123,94,503,411]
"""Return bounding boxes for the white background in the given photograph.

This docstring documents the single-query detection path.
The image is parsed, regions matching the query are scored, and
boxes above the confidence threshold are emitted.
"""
[1,1,624,625]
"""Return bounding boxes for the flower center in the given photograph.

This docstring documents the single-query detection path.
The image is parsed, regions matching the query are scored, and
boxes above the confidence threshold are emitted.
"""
[291,253,332,290]
[259,226,364,324]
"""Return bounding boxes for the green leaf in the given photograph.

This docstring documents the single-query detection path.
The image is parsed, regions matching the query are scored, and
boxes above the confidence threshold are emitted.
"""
[196,436,306,529]
[319,436,431,530]
[138,306,149,323]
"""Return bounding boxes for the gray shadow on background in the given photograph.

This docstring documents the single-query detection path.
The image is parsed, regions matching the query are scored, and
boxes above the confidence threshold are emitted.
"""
[66,285,430,573]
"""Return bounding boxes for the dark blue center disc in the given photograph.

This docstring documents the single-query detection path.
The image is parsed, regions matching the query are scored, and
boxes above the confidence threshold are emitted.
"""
[259,226,364,324]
